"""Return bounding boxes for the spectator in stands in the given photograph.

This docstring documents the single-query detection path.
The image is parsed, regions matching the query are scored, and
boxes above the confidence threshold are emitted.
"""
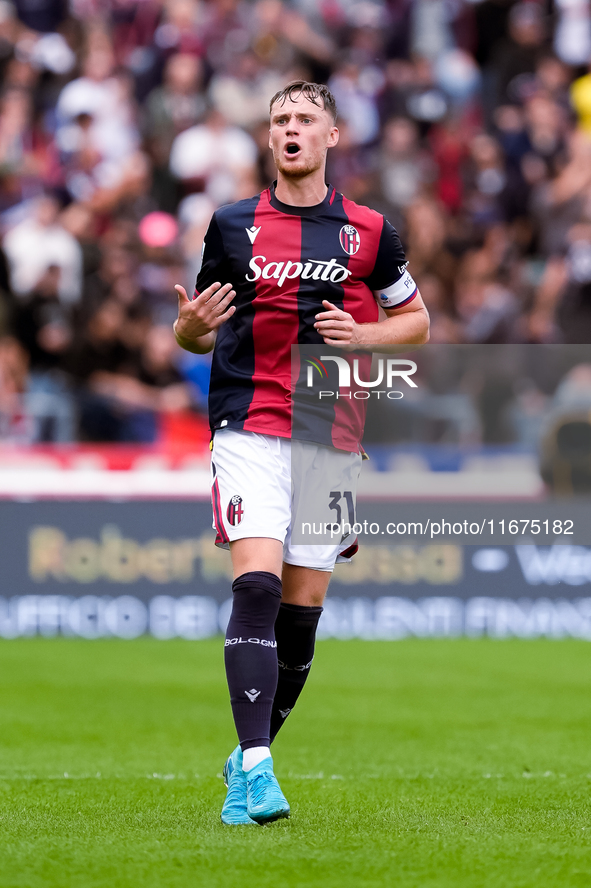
[571,63,591,136]
[3,193,82,303]
[553,0,591,67]
[208,49,283,129]
[0,87,34,174]
[70,301,190,442]
[0,334,30,441]
[169,105,258,205]
[11,263,71,372]
[1,0,591,445]
[492,2,547,107]
[380,116,434,216]
[143,52,205,156]
[531,129,591,260]
[11,263,77,441]
[56,37,140,204]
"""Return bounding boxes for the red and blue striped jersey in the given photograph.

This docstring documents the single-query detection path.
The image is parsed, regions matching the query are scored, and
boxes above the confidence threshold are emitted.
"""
[196,183,416,452]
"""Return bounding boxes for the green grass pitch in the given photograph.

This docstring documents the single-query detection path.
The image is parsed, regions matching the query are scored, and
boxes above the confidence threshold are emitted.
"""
[1,638,591,888]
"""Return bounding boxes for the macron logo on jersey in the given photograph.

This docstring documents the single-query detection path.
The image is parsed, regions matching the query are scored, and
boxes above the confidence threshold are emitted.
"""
[246,225,261,244]
[246,255,353,288]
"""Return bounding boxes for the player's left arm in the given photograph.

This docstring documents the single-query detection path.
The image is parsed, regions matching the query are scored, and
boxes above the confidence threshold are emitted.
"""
[314,292,430,351]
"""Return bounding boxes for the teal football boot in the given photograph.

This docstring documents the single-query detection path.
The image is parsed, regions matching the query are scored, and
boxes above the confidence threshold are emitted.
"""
[221,746,257,825]
[246,756,290,824]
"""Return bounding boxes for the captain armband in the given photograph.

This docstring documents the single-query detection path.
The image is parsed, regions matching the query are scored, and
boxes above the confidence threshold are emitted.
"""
[373,270,418,309]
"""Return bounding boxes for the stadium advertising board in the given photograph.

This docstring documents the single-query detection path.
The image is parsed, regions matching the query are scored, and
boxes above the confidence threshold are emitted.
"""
[3,344,591,640]
[1,500,591,640]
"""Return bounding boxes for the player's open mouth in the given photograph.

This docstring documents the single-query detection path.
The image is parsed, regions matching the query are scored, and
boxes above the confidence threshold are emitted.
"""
[285,142,301,157]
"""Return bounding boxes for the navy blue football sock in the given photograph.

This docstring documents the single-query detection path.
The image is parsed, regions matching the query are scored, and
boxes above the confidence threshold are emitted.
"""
[224,571,282,751]
[270,603,323,742]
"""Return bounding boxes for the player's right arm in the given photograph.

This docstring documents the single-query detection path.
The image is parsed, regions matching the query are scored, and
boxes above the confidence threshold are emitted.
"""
[173,281,236,354]
[173,213,236,354]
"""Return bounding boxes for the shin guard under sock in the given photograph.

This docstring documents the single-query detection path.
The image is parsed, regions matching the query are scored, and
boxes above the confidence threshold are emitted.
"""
[224,571,282,751]
[270,602,323,742]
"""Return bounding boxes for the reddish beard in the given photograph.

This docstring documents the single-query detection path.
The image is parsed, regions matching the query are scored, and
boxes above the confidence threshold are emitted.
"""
[274,149,322,179]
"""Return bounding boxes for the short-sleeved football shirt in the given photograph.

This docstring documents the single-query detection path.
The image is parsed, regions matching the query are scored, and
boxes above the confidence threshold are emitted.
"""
[196,183,417,452]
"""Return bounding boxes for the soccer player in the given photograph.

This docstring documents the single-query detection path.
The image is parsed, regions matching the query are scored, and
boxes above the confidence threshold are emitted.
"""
[173,82,429,825]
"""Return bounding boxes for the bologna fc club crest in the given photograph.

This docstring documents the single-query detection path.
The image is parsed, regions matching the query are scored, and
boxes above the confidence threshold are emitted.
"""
[339,224,360,256]
[227,494,244,525]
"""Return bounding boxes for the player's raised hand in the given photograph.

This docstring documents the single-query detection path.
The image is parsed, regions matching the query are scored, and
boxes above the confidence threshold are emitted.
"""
[314,300,359,349]
[173,281,236,351]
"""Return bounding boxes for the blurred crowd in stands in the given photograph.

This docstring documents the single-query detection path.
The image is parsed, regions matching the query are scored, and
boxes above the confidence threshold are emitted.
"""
[1,0,591,445]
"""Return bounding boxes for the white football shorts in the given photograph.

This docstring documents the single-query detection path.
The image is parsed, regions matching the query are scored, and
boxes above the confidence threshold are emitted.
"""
[211,428,362,571]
